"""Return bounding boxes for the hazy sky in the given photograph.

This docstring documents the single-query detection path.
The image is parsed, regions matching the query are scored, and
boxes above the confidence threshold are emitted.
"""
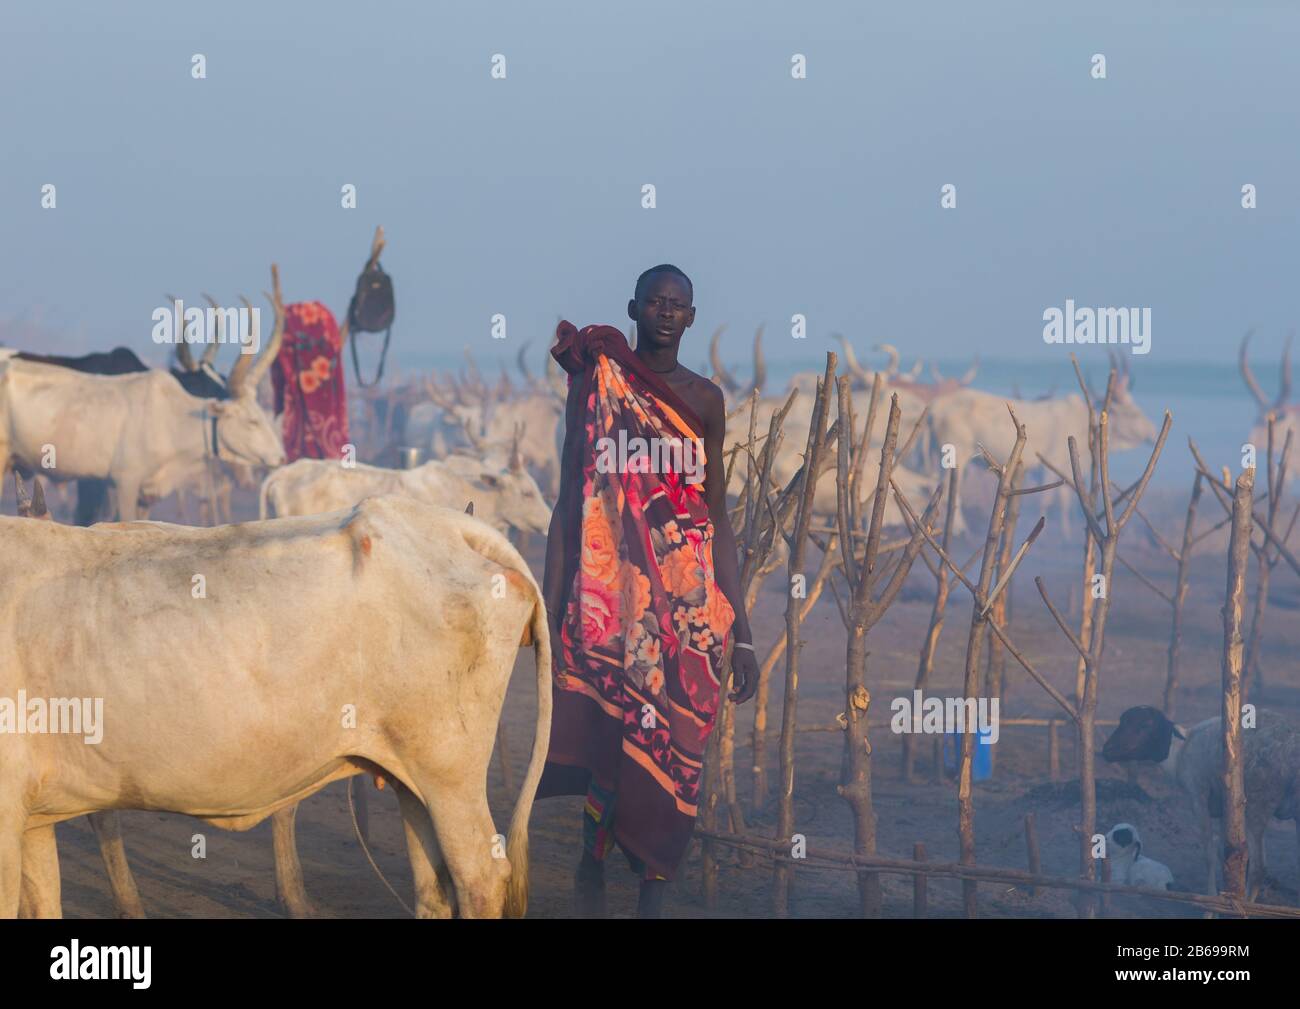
[2,1,1296,381]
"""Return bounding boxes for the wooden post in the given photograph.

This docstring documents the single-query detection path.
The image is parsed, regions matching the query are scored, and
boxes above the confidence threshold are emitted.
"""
[985,461,1023,776]
[1024,813,1040,896]
[1163,472,1203,717]
[1048,719,1060,782]
[1221,466,1254,901]
[834,380,942,918]
[773,357,835,917]
[985,461,1023,709]
[1038,361,1172,920]
[905,467,960,782]
[913,842,928,917]
[957,408,1028,918]
[1243,421,1291,704]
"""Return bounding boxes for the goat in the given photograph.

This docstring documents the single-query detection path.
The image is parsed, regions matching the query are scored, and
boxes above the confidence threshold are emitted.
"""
[1103,705,1300,901]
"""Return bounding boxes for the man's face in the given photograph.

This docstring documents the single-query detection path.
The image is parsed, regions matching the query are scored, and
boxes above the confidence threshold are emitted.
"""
[629,274,695,351]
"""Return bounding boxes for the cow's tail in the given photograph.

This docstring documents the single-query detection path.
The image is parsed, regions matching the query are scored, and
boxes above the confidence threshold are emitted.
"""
[505,573,553,919]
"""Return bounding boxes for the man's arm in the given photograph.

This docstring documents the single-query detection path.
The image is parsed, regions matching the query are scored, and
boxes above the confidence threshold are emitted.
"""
[701,382,758,703]
[542,373,584,637]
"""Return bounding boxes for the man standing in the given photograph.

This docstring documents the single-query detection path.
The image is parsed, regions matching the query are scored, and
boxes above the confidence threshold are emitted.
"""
[539,264,758,918]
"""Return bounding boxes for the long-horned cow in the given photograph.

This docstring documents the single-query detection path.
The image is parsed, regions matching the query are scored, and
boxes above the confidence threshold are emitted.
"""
[260,428,551,536]
[0,267,288,520]
[928,361,1158,535]
[3,490,552,919]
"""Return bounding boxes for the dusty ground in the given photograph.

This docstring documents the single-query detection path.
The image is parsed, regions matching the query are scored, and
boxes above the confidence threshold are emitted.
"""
[14,478,1300,919]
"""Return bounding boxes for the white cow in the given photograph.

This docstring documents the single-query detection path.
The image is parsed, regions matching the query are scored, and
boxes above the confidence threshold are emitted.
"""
[0,268,287,521]
[724,391,960,533]
[928,375,1158,535]
[406,389,563,497]
[260,452,551,536]
[3,495,552,918]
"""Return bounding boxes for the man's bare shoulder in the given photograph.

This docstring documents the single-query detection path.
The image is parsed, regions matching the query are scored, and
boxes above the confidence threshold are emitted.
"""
[670,365,725,426]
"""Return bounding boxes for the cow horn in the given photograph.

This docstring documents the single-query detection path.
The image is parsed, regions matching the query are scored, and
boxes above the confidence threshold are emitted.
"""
[14,471,31,514]
[31,478,47,518]
[200,293,223,367]
[424,375,453,410]
[463,347,488,398]
[709,326,739,393]
[930,362,944,383]
[229,264,284,397]
[905,358,924,380]
[460,414,487,454]
[509,422,524,472]
[873,343,900,378]
[516,340,534,383]
[1278,332,1293,409]
[167,293,197,372]
[837,335,873,385]
[960,356,979,385]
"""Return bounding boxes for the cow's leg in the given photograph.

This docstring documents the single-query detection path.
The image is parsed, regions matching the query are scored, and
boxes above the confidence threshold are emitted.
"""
[394,783,454,919]
[114,478,141,521]
[270,804,318,918]
[424,778,511,919]
[0,818,21,918]
[88,811,146,918]
[18,825,61,919]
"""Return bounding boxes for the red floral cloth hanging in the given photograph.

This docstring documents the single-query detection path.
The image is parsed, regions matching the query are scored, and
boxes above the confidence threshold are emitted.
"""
[271,301,350,462]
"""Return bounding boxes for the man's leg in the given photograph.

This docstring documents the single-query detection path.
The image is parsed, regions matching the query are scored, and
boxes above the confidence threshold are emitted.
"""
[575,780,615,917]
[629,855,669,919]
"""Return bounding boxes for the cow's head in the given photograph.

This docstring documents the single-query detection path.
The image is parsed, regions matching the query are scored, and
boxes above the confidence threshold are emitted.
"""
[209,395,286,468]
[1106,364,1158,450]
[475,437,552,534]
[1240,331,1300,470]
[1101,705,1182,764]
[478,472,552,534]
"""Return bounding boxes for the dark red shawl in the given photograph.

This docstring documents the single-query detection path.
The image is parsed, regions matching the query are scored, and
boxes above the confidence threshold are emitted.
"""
[271,301,350,461]
[538,321,733,880]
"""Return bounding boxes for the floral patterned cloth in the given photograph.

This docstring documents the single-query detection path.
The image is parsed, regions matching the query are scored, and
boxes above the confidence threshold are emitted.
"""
[271,301,350,462]
[538,320,735,880]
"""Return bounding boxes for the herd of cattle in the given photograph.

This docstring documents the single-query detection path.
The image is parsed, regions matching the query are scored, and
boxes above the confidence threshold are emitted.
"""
[0,297,1297,917]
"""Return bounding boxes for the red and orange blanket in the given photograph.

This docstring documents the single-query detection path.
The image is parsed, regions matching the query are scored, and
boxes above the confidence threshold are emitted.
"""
[538,321,735,880]
[271,301,350,462]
